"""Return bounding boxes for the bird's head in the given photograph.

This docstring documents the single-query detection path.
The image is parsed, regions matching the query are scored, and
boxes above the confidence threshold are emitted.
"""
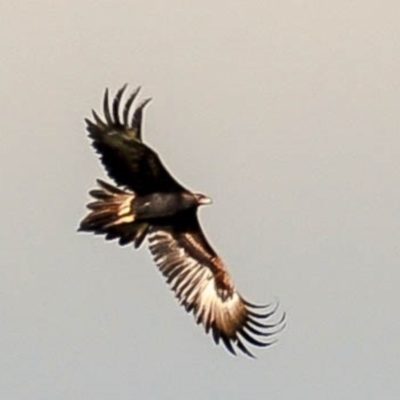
[195,193,212,206]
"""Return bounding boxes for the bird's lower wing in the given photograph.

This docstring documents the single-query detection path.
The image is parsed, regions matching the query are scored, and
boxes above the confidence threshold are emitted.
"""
[147,222,285,357]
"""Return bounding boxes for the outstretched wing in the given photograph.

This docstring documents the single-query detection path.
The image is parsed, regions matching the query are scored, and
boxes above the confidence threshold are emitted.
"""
[148,210,285,357]
[85,85,186,195]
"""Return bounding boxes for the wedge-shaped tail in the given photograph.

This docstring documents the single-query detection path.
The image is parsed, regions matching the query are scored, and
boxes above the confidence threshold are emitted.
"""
[79,179,149,248]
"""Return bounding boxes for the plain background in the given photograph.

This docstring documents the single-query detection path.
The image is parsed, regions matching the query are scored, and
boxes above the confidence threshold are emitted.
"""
[1,1,399,399]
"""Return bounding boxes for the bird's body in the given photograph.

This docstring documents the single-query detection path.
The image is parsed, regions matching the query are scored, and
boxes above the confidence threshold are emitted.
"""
[79,85,285,357]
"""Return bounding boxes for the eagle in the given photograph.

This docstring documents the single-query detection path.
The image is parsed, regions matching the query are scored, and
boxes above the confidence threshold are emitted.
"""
[79,85,285,357]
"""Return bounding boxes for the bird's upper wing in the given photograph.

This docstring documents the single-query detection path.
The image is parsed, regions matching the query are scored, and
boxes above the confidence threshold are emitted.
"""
[148,210,285,357]
[85,85,186,195]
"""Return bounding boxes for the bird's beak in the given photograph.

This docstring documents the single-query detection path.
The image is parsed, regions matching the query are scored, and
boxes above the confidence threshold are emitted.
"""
[198,195,212,205]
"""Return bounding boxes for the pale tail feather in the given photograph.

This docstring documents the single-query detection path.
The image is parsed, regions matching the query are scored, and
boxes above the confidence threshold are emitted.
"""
[78,179,149,248]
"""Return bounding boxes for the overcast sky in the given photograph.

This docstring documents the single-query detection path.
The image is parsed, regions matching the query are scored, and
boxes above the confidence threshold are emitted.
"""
[1,1,399,399]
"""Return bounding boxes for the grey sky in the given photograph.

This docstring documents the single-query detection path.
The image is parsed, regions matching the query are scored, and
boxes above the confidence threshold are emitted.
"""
[1,1,399,399]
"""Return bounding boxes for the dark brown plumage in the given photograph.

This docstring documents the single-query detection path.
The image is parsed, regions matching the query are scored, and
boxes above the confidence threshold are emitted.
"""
[79,85,285,357]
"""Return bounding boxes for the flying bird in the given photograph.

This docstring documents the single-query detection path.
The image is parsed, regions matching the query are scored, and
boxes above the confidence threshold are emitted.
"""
[79,85,285,357]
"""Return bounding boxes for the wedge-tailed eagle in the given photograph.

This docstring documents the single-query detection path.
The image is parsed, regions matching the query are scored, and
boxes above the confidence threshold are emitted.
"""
[79,85,285,357]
